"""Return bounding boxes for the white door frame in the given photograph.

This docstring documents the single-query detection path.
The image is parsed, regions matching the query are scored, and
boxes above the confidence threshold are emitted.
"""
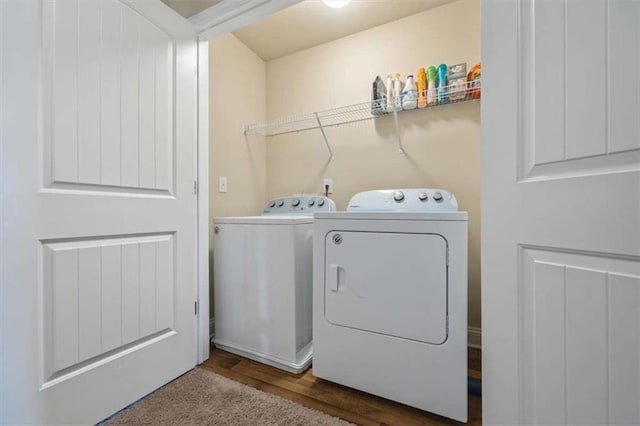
[196,39,209,364]
[191,0,302,41]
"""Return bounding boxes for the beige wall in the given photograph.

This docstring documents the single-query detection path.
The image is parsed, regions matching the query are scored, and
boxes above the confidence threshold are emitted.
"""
[209,34,267,315]
[265,0,482,327]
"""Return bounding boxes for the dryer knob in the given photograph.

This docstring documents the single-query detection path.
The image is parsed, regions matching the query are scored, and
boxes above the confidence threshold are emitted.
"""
[308,199,316,207]
[277,200,284,207]
[268,200,276,208]
[291,198,301,207]
[317,199,326,207]
[433,191,444,202]
[418,192,429,201]
[393,191,405,202]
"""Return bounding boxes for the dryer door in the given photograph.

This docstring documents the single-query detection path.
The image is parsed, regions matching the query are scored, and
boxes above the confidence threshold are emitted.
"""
[324,231,448,344]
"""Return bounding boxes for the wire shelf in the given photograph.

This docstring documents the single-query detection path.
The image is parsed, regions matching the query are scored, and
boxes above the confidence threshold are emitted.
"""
[243,80,481,137]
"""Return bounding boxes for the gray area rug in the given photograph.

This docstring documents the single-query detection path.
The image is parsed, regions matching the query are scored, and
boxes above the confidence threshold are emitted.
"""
[106,367,352,425]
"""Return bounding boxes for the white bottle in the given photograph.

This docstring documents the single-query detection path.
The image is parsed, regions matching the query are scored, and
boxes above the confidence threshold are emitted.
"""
[402,75,418,110]
[386,73,394,113]
[393,73,403,112]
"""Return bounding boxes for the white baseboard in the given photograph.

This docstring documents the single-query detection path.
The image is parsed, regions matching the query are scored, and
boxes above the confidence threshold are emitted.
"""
[209,318,215,340]
[468,326,481,349]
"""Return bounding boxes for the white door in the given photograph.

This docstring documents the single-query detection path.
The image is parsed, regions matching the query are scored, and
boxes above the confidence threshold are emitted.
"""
[324,231,448,344]
[0,0,198,423]
[483,0,640,424]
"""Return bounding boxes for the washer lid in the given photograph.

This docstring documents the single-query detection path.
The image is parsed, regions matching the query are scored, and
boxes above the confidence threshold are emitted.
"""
[214,215,313,225]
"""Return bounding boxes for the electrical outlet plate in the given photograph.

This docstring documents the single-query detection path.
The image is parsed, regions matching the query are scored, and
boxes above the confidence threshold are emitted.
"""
[219,176,228,193]
[323,178,333,194]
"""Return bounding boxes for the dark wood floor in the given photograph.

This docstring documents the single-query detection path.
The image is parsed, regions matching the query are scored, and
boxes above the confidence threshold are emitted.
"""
[200,345,482,425]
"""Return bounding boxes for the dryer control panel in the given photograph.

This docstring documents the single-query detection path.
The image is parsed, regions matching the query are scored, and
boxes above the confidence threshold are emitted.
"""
[347,189,458,212]
[263,195,336,215]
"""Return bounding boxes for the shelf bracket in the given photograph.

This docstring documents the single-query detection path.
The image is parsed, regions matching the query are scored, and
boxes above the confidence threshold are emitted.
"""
[392,107,405,154]
[314,112,334,160]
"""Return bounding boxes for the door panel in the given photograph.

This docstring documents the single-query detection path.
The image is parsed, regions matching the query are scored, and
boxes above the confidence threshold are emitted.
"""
[44,0,174,192]
[483,0,640,423]
[521,0,640,181]
[520,248,640,424]
[0,0,197,423]
[324,231,448,345]
[609,1,640,154]
[42,234,175,383]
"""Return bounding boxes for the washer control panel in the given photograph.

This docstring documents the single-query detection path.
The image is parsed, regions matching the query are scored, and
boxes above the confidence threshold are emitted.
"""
[347,189,458,212]
[264,195,336,215]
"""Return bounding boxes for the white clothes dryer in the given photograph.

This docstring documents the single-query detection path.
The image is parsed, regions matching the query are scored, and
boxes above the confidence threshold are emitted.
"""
[313,189,468,422]
[214,195,335,374]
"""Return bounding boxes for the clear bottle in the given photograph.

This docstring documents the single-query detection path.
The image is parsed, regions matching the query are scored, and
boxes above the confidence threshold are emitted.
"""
[386,73,394,113]
[393,73,403,112]
[402,75,418,110]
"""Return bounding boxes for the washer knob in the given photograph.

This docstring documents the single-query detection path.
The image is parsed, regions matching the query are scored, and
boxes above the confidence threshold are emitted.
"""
[308,199,316,207]
[433,191,444,202]
[393,191,405,202]
[276,200,284,207]
[317,199,325,207]
[418,192,428,201]
[268,200,276,208]
[291,198,301,207]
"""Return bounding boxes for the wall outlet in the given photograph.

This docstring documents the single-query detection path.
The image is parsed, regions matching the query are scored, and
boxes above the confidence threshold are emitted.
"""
[218,176,228,193]
[323,178,333,195]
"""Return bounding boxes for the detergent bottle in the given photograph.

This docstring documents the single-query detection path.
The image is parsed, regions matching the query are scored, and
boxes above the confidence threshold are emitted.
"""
[426,66,437,106]
[402,75,418,110]
[417,67,427,108]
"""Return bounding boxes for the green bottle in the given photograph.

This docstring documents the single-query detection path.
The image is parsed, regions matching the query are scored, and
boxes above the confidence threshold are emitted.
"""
[426,66,437,106]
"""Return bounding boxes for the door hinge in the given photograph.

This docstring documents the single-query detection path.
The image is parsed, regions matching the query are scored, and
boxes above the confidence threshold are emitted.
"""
[193,180,198,195]
[195,300,198,315]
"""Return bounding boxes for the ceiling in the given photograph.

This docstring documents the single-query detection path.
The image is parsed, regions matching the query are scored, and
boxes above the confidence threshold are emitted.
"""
[233,0,456,61]
[161,0,456,62]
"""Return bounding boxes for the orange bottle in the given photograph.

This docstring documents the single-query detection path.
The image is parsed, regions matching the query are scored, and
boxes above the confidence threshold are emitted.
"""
[467,63,481,99]
[417,67,427,108]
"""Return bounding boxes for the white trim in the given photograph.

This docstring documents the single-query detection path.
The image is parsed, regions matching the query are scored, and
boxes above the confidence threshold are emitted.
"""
[192,0,302,41]
[468,326,482,349]
[209,317,215,339]
[121,0,196,38]
[196,39,210,365]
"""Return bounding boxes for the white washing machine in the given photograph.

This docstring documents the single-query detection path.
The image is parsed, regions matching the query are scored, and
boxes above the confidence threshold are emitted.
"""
[313,189,468,422]
[213,195,335,374]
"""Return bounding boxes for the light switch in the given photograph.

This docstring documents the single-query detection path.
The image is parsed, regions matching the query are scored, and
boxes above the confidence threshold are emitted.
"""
[219,176,228,193]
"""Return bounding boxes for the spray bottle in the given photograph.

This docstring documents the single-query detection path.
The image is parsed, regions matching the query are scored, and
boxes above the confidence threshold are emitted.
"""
[393,73,403,112]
